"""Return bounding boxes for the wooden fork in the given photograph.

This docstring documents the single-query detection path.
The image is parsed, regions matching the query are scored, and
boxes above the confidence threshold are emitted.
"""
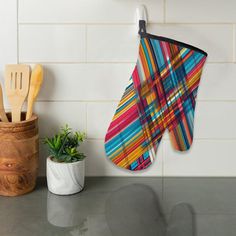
[5,65,30,122]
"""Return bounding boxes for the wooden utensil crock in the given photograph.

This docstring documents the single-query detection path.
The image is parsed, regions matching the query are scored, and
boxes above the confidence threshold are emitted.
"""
[0,112,39,196]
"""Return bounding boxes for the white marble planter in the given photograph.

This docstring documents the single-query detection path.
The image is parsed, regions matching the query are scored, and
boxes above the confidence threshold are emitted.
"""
[46,156,85,195]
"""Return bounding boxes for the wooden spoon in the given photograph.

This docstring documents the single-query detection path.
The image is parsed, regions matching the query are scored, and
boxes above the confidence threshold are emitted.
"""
[26,64,43,120]
[0,82,8,122]
[5,65,30,122]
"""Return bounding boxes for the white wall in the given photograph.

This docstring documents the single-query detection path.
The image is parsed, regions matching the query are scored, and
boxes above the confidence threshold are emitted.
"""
[0,0,235,176]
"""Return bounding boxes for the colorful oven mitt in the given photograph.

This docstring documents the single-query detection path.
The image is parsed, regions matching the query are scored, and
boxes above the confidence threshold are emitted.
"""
[105,21,207,171]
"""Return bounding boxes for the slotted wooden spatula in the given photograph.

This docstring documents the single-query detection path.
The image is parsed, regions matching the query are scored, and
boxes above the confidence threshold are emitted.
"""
[5,65,30,122]
[26,64,43,120]
[0,82,8,122]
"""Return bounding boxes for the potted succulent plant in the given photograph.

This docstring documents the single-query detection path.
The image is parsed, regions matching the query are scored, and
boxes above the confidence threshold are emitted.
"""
[44,125,86,195]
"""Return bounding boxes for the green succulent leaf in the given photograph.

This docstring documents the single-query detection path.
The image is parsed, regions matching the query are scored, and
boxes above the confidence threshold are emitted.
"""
[43,125,86,163]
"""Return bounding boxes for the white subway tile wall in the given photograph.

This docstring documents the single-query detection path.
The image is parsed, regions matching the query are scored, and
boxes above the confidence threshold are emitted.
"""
[166,0,236,23]
[198,64,236,100]
[19,25,86,62]
[87,102,118,139]
[18,0,164,23]
[0,0,17,102]
[0,0,235,176]
[163,140,236,176]
[34,101,87,138]
[87,25,139,62]
[148,24,233,62]
[39,64,134,101]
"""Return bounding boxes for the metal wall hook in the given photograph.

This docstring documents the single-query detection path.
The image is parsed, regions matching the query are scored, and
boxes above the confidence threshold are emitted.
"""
[136,5,147,36]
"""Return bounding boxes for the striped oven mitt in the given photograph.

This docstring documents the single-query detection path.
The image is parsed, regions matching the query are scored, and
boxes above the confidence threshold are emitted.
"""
[105,21,207,171]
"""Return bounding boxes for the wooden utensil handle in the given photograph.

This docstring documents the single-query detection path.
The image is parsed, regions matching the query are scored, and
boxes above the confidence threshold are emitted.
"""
[26,106,33,120]
[0,109,8,122]
[26,97,34,120]
[11,106,22,122]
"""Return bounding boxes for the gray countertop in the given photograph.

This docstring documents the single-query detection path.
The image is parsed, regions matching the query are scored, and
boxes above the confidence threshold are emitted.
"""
[0,177,236,236]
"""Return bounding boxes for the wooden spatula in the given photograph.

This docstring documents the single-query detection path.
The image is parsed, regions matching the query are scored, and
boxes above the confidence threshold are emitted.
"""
[5,65,30,122]
[26,64,43,120]
[0,82,8,122]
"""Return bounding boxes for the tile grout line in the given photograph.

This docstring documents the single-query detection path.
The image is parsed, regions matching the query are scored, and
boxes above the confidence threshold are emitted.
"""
[35,100,119,103]
[80,138,236,141]
[18,61,233,64]
[85,24,88,62]
[18,22,236,26]
[4,100,236,108]
[163,0,166,23]
[19,61,137,64]
[233,24,235,62]
[85,103,88,139]
[16,0,19,63]
[32,99,236,103]
[155,175,236,178]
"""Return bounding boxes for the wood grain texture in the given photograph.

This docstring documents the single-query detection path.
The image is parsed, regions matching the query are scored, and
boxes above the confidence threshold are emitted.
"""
[0,113,39,196]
